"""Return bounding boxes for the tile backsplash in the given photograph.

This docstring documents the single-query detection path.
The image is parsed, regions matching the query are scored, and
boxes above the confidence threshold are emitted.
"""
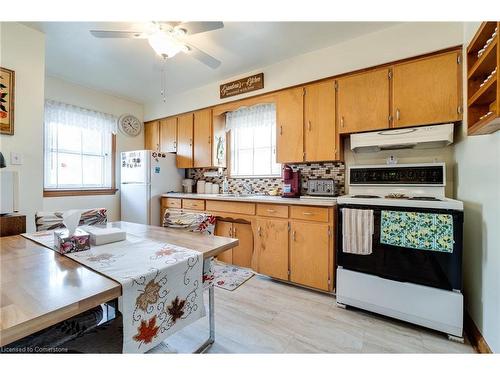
[186,162,345,195]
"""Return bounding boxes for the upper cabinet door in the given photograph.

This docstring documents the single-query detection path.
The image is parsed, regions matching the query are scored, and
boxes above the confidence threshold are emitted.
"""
[176,113,194,168]
[144,121,159,151]
[304,80,337,162]
[160,117,177,153]
[392,51,462,128]
[276,87,304,163]
[193,108,212,168]
[337,68,391,134]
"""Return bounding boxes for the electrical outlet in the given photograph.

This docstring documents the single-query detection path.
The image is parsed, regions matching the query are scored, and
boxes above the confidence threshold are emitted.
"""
[10,152,23,165]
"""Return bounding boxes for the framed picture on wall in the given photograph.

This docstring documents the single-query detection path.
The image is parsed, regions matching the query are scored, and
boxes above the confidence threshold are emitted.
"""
[0,67,15,135]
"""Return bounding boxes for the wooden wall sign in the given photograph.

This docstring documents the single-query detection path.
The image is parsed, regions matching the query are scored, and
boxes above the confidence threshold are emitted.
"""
[220,73,264,99]
[0,67,15,135]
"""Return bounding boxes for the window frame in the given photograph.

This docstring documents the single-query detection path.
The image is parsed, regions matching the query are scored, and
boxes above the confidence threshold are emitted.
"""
[43,134,117,197]
[227,104,281,179]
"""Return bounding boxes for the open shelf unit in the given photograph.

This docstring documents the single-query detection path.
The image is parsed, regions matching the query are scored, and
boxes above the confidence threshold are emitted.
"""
[467,21,500,135]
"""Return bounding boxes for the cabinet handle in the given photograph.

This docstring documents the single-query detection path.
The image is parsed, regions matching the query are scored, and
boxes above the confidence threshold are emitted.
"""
[233,227,237,237]
[302,212,313,216]
[396,109,400,120]
[267,209,276,213]
[257,227,261,236]
[308,121,312,131]
[280,125,283,135]
[292,230,296,241]
[229,227,232,237]
[341,116,345,128]
[208,136,211,144]
[189,138,193,147]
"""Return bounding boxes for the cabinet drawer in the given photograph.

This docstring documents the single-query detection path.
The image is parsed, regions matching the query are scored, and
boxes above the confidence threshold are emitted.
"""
[163,198,182,209]
[182,199,205,211]
[256,204,289,218]
[290,206,329,222]
[205,200,255,215]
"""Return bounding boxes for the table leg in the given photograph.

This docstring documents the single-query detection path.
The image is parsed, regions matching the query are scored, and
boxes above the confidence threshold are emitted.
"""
[193,284,215,354]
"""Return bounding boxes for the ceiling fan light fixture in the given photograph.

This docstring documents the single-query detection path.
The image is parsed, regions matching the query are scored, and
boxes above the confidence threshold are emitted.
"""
[148,32,188,58]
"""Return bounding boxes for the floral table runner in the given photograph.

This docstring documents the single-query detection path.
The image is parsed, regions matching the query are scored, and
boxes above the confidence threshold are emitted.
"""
[22,231,205,353]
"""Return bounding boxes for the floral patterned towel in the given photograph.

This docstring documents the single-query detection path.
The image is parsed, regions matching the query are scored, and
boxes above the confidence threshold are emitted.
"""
[66,235,205,353]
[380,210,454,253]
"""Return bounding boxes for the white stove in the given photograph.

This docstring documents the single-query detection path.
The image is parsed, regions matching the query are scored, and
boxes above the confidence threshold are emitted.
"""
[336,162,465,340]
[337,162,463,211]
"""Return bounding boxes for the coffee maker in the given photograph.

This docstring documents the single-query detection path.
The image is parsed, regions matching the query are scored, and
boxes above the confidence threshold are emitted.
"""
[282,164,301,198]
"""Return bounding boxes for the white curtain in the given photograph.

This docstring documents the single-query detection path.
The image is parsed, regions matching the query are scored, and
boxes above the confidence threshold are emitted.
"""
[225,103,276,131]
[44,100,117,189]
[45,100,118,134]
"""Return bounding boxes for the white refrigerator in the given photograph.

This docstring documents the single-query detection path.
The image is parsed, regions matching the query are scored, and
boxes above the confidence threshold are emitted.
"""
[120,150,183,226]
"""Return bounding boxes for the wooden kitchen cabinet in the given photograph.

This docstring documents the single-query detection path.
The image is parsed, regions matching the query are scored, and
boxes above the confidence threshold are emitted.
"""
[290,221,331,291]
[176,113,194,168]
[160,117,177,153]
[392,50,462,128]
[337,68,391,134]
[231,223,254,268]
[276,87,304,163]
[144,120,160,151]
[256,218,289,281]
[215,221,253,268]
[304,80,337,162]
[193,108,213,168]
[215,221,233,263]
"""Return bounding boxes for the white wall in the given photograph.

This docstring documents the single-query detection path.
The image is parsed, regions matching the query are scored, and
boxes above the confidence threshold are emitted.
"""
[0,23,45,232]
[43,76,144,221]
[454,22,500,353]
[145,22,463,120]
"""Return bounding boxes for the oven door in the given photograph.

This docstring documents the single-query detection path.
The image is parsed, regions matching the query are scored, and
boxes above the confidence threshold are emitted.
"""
[337,204,463,291]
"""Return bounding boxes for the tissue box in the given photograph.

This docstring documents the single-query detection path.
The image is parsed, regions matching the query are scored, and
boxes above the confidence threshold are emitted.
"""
[54,228,91,254]
[84,226,126,245]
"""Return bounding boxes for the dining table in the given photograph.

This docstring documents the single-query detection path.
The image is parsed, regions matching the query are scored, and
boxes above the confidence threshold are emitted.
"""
[0,221,239,351]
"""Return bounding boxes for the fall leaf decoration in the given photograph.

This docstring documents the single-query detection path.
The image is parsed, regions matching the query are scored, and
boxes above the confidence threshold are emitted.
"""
[167,296,186,323]
[135,279,161,311]
[133,316,159,345]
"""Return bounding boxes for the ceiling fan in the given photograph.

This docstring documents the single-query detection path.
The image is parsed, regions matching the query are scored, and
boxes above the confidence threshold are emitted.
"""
[89,21,224,69]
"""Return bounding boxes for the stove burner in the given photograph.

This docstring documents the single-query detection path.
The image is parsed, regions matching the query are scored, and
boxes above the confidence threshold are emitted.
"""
[351,195,381,199]
[408,196,442,201]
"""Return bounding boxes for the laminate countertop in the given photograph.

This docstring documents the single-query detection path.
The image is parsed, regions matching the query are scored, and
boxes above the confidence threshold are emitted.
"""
[162,192,337,207]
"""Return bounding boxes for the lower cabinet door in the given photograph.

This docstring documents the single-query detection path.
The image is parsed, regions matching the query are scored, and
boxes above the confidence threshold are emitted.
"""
[290,222,330,291]
[256,218,289,280]
[215,221,233,264]
[232,223,254,269]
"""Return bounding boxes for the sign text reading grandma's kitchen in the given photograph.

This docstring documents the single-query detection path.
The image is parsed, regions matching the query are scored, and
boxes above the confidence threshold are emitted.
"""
[220,73,264,99]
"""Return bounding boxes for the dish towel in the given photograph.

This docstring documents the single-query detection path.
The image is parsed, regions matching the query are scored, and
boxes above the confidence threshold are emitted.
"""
[380,210,454,253]
[342,208,374,255]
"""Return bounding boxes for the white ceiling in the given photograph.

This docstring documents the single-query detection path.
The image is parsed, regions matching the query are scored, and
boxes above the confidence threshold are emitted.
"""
[28,22,399,104]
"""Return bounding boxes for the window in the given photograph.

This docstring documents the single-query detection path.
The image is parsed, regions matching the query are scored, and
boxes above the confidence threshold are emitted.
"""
[227,103,281,177]
[44,100,117,196]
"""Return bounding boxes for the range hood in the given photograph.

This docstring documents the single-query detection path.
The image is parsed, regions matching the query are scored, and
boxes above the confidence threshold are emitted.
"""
[350,124,454,153]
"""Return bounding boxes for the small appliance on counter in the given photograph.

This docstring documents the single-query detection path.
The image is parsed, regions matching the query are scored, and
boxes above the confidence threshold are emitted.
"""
[182,178,194,193]
[306,178,338,197]
[196,180,206,194]
[282,164,300,198]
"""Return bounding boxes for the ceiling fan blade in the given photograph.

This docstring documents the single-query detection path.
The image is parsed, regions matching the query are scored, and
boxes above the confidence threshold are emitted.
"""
[90,30,147,39]
[176,21,224,35]
[185,43,221,69]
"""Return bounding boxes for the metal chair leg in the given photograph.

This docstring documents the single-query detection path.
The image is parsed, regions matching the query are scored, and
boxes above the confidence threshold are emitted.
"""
[193,284,215,353]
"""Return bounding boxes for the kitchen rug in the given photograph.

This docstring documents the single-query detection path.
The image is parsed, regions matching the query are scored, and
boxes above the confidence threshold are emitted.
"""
[213,262,254,291]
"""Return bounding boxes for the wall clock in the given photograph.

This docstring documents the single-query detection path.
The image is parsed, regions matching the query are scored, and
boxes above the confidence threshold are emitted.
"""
[118,114,142,137]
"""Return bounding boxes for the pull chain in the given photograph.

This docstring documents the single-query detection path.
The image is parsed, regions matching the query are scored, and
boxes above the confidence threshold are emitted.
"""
[160,55,167,103]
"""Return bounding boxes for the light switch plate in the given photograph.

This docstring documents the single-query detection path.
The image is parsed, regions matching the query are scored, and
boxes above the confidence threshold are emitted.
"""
[10,152,23,165]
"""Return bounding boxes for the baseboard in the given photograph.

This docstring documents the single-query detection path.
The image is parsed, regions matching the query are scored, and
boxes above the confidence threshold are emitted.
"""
[464,311,492,353]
